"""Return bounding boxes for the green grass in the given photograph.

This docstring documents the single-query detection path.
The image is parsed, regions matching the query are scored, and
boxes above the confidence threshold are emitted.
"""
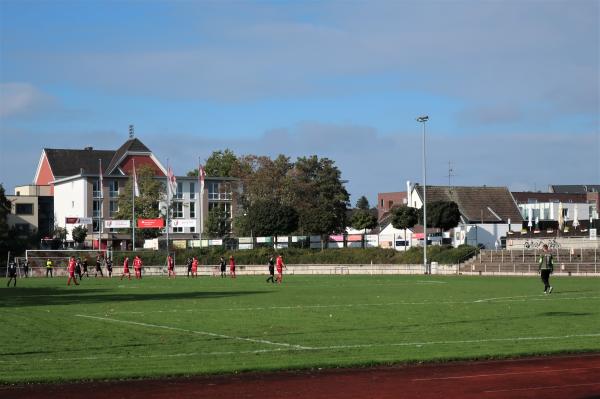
[1,274,599,383]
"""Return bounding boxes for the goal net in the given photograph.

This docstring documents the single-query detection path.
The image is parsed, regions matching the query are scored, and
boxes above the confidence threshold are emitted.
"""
[26,249,109,277]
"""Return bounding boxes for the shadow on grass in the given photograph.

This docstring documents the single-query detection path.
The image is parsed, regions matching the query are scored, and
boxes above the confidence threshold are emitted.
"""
[0,287,270,307]
[539,311,594,317]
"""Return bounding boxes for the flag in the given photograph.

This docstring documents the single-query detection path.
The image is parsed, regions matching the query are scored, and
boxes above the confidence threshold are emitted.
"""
[133,161,140,197]
[199,164,205,193]
[168,166,177,197]
[98,159,103,199]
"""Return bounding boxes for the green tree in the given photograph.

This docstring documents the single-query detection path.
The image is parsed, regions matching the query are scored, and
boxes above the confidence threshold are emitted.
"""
[202,149,239,177]
[205,206,230,238]
[0,184,10,242]
[426,201,461,231]
[238,198,299,237]
[351,210,378,232]
[71,225,88,247]
[53,226,67,248]
[356,196,370,210]
[116,165,166,239]
[391,206,419,250]
[293,156,350,241]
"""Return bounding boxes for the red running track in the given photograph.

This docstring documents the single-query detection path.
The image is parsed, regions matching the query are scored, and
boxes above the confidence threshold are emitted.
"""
[3,353,600,399]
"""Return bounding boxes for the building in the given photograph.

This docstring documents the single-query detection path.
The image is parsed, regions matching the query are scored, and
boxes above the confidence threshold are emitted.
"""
[33,136,236,249]
[6,185,54,238]
[548,185,599,221]
[377,192,407,220]
[410,184,523,248]
[512,192,592,227]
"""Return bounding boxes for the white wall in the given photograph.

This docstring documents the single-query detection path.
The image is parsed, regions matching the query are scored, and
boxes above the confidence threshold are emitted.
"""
[518,202,591,223]
[454,223,521,249]
[54,178,87,240]
[379,223,413,251]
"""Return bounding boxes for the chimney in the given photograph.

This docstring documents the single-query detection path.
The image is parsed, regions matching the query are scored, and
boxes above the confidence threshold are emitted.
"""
[406,180,412,206]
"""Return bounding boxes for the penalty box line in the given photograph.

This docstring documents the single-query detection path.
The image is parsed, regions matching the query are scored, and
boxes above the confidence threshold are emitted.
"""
[75,314,313,350]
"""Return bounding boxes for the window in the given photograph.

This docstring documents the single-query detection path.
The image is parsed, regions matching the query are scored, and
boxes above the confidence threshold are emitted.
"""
[93,218,102,233]
[190,202,195,218]
[189,182,196,199]
[174,202,183,218]
[173,226,183,233]
[93,179,102,198]
[209,202,232,218]
[109,200,119,217]
[93,200,102,218]
[15,203,34,215]
[175,182,183,199]
[109,180,119,198]
[208,182,232,200]
[190,226,195,233]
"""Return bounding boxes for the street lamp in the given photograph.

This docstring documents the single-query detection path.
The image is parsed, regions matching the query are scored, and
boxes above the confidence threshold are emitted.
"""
[416,115,429,274]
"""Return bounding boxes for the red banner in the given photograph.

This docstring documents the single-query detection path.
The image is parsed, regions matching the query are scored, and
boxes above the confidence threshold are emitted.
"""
[137,218,164,228]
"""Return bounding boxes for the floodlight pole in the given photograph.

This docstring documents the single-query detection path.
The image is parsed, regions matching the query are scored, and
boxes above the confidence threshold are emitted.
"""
[417,116,429,274]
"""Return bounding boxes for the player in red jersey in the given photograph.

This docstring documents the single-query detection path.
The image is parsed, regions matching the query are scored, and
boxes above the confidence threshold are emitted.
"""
[133,255,143,279]
[191,256,198,278]
[229,255,236,278]
[67,256,79,286]
[276,254,286,284]
[120,256,131,280]
[167,254,176,278]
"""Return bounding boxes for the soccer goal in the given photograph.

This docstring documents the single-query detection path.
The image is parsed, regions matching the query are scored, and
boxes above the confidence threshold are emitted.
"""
[26,249,109,277]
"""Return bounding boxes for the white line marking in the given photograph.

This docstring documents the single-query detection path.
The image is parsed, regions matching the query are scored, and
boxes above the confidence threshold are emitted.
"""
[484,382,600,393]
[4,332,599,365]
[104,295,600,314]
[412,366,600,381]
[75,314,313,350]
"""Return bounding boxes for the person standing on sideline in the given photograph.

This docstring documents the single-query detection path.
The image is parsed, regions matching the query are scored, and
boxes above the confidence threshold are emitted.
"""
[6,260,17,287]
[95,254,104,278]
[67,256,79,286]
[219,257,226,278]
[121,256,131,280]
[186,257,193,277]
[276,254,286,284]
[105,257,113,278]
[75,258,83,280]
[133,255,143,279]
[46,258,53,278]
[167,254,176,278]
[229,255,236,278]
[266,256,275,283]
[539,244,554,294]
[191,256,199,278]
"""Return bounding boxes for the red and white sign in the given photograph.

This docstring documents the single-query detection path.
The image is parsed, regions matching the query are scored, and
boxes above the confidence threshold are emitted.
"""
[171,219,196,228]
[66,217,92,224]
[104,220,131,228]
[137,218,164,228]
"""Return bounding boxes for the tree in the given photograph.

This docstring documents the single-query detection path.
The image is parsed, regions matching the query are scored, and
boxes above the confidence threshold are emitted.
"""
[116,165,166,239]
[72,225,88,247]
[351,209,378,232]
[201,149,239,177]
[237,198,298,238]
[205,206,230,238]
[293,156,350,240]
[356,196,370,211]
[53,226,67,248]
[391,206,419,250]
[0,184,10,242]
[426,201,461,231]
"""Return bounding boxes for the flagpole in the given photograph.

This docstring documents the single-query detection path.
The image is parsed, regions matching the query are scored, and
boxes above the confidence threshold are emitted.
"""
[132,159,136,251]
[199,157,203,245]
[166,158,170,252]
[98,158,103,251]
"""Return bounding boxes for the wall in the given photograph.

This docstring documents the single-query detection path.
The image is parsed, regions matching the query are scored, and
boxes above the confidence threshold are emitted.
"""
[54,178,88,240]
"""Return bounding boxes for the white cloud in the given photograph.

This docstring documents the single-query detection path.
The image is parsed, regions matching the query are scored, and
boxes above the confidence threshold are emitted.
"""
[0,82,57,118]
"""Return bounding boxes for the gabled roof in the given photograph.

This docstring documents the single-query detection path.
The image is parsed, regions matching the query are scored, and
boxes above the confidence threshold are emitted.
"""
[45,148,115,177]
[414,185,523,223]
[105,138,151,175]
[549,185,600,194]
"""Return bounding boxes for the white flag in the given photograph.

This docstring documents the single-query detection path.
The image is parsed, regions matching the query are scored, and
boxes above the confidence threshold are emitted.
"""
[168,166,177,197]
[133,163,140,197]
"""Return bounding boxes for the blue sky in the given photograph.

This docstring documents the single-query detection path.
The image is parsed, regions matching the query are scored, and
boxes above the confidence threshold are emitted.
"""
[1,0,598,205]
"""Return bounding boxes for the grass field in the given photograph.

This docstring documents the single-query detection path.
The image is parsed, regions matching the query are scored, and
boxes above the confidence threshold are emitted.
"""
[1,274,599,383]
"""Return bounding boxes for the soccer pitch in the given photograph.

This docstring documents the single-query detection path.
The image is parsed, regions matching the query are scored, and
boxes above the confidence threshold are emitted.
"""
[1,275,599,383]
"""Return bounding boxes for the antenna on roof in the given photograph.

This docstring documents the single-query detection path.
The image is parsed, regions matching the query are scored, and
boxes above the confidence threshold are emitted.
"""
[129,125,134,139]
[447,161,456,187]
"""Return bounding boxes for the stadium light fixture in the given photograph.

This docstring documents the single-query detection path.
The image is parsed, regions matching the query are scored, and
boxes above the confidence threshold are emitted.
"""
[416,115,429,274]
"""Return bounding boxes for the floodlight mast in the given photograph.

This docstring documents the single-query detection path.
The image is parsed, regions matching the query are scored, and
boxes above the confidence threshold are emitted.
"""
[416,115,429,274]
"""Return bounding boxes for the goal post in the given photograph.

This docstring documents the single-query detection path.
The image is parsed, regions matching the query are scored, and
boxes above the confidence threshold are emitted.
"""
[26,249,108,277]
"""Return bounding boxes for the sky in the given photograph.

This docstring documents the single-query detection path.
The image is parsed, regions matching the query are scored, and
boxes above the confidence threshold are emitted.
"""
[0,0,598,206]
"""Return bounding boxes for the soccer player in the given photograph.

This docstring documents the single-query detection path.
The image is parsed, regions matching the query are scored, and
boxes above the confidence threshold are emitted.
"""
[105,257,113,278]
[22,259,29,278]
[186,257,193,277]
[95,255,104,278]
[75,258,83,280]
[539,244,554,294]
[191,256,199,278]
[82,258,89,278]
[219,257,226,278]
[6,260,17,287]
[46,258,53,278]
[266,256,275,283]
[167,254,176,278]
[229,255,236,278]
[276,254,286,284]
[133,255,143,279]
[121,256,131,280]
[67,256,79,286]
